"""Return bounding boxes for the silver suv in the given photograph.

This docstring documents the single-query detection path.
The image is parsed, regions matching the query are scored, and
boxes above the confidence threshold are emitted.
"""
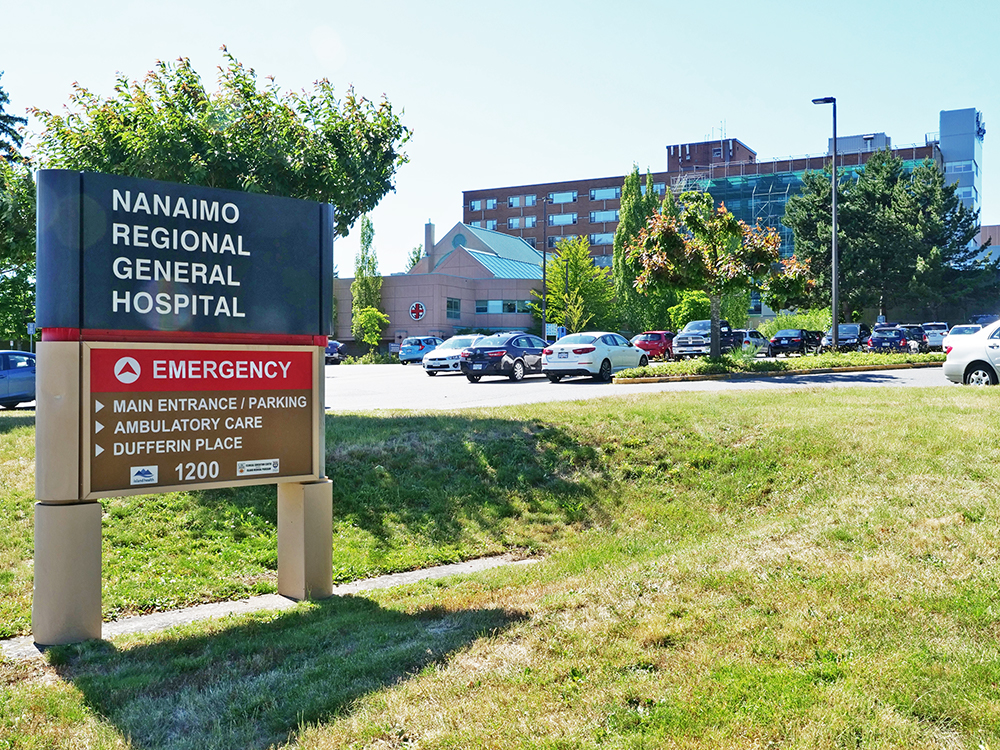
[922,322,948,351]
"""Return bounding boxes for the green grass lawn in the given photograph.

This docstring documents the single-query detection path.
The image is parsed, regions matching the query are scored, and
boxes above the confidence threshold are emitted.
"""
[3,384,1000,749]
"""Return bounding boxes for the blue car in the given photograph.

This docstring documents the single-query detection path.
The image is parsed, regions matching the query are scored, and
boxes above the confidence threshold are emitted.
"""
[399,336,443,364]
[1,351,36,409]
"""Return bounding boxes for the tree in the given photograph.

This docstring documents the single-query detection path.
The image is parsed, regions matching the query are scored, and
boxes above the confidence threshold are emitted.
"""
[628,191,809,357]
[0,73,26,163]
[531,236,614,333]
[30,48,409,237]
[406,243,424,271]
[783,149,991,320]
[0,159,36,343]
[351,215,382,341]
[612,167,674,333]
[351,306,389,352]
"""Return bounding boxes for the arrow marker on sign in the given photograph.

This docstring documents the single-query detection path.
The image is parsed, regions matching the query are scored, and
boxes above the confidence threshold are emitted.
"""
[95,400,104,413]
[95,444,104,457]
[95,421,104,434]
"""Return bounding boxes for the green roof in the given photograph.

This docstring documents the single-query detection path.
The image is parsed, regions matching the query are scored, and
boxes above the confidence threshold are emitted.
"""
[465,225,543,266]
[466,249,543,280]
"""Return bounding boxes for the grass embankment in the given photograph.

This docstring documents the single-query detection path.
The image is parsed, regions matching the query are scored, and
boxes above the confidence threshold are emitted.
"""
[3,386,1000,749]
[619,350,945,379]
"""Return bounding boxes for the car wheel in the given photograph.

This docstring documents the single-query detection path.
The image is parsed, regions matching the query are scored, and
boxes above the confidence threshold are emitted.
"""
[509,360,525,382]
[426,371,437,377]
[400,360,408,365]
[0,402,18,410]
[547,373,563,383]
[965,363,997,386]
[639,355,649,367]
[767,346,774,358]
[594,359,613,382]
[466,374,481,383]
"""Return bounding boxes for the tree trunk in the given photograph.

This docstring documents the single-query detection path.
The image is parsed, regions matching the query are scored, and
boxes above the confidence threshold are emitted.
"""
[710,293,722,359]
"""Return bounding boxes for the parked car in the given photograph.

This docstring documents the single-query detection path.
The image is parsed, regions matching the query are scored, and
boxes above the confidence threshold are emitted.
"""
[921,322,949,351]
[820,323,872,352]
[942,324,982,354]
[736,329,770,356]
[0,351,36,409]
[399,336,444,365]
[944,320,1000,384]
[865,328,909,353]
[897,325,929,353]
[768,329,821,357]
[672,320,740,358]
[631,331,674,360]
[324,340,347,364]
[421,335,482,376]
[542,331,649,382]
[459,332,546,382]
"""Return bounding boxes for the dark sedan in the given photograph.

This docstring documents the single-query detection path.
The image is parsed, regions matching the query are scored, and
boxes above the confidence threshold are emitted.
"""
[767,329,821,357]
[820,323,872,352]
[865,328,909,353]
[459,332,547,382]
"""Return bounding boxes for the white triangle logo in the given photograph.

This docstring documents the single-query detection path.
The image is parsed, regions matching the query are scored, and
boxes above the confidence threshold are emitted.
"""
[95,400,104,413]
[95,444,104,457]
[95,421,104,434]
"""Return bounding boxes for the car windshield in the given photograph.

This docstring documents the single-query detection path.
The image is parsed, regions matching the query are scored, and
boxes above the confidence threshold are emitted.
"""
[924,323,947,331]
[774,329,799,337]
[875,330,902,338]
[401,338,421,346]
[476,334,513,347]
[681,321,711,332]
[950,326,981,335]
[829,324,860,335]
[439,337,477,349]
[636,334,660,341]
[557,334,596,345]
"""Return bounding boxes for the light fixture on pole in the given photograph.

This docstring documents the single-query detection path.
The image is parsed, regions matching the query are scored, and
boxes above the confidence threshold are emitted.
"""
[541,195,549,341]
[812,96,838,350]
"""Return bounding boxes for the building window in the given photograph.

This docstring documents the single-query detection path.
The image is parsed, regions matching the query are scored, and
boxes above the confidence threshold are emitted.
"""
[485,219,497,230]
[485,198,497,210]
[447,298,461,319]
[548,213,577,227]
[516,300,531,313]
[524,237,537,248]
[640,183,666,197]
[476,299,532,314]
[470,220,482,228]
[503,300,517,313]
[525,194,537,206]
[713,148,722,158]
[590,186,621,201]
[487,300,502,313]
[594,254,613,268]
[476,300,488,313]
[469,199,482,211]
[508,217,521,229]
[508,196,521,208]
[946,160,975,174]
[524,216,537,228]
[548,235,576,248]
[590,209,619,223]
[589,233,614,246]
[549,190,578,204]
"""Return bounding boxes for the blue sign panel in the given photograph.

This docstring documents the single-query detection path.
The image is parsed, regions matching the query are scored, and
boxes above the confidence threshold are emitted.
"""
[37,171,335,336]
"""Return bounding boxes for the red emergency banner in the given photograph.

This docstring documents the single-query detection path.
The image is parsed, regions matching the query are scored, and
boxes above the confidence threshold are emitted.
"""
[90,348,314,393]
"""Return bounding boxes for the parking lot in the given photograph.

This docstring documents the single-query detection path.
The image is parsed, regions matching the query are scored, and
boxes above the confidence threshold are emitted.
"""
[324,362,949,412]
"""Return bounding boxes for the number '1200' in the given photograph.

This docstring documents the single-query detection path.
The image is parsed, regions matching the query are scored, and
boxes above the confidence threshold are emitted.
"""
[175,461,220,481]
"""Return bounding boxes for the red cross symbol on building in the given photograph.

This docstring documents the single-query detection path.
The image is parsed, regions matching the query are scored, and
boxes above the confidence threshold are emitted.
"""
[409,302,426,321]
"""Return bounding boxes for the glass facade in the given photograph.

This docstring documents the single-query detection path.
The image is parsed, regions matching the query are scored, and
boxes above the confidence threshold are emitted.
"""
[447,298,461,319]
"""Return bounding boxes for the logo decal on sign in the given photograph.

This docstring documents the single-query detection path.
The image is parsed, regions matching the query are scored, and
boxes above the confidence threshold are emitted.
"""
[409,301,426,321]
[114,357,142,384]
[130,465,158,485]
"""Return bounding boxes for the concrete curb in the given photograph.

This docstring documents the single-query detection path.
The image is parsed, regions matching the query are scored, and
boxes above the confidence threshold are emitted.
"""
[1,554,539,661]
[615,360,944,384]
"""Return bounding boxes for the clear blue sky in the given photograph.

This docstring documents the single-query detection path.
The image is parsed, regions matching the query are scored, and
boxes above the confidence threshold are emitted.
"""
[4,0,997,274]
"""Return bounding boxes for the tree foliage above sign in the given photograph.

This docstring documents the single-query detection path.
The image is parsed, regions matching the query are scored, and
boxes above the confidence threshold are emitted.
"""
[29,47,409,237]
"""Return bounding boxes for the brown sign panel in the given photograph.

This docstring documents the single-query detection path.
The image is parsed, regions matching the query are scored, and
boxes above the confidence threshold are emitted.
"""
[82,343,321,498]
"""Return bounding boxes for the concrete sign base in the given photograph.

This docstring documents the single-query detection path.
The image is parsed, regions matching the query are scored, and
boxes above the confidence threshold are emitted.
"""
[32,502,102,646]
[277,480,334,600]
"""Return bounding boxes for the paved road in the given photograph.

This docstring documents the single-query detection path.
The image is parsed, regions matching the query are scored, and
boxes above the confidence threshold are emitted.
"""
[325,363,951,412]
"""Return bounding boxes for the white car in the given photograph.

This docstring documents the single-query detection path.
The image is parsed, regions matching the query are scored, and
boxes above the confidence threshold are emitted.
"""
[941,324,981,356]
[422,335,482,376]
[943,321,1000,385]
[542,331,648,382]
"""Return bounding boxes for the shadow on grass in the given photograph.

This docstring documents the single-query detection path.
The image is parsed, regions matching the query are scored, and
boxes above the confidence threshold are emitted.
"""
[0,412,35,434]
[53,595,526,750]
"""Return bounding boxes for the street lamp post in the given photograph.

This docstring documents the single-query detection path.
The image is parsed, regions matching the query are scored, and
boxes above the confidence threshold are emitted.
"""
[541,195,549,340]
[812,96,838,350]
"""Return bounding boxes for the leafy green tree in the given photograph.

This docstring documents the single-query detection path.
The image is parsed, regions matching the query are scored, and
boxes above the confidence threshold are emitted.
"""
[784,149,991,320]
[30,48,409,237]
[0,73,26,163]
[351,215,381,316]
[406,243,424,271]
[0,159,36,343]
[612,167,674,334]
[531,236,614,333]
[0,264,34,341]
[351,306,389,352]
[629,191,808,357]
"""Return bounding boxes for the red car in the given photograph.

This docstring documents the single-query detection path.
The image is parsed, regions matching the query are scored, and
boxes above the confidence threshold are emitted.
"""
[631,331,674,360]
